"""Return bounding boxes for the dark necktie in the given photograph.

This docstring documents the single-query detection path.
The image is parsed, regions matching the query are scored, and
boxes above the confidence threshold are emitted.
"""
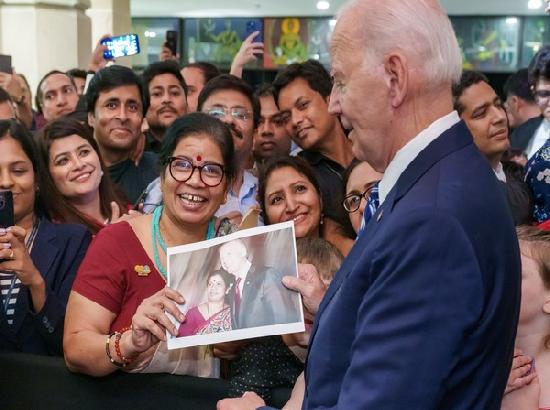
[235,277,242,313]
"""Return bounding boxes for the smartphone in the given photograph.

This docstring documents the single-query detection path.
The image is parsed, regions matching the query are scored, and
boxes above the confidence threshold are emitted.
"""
[0,54,12,74]
[245,20,263,43]
[165,30,178,56]
[0,191,14,229]
[101,34,140,59]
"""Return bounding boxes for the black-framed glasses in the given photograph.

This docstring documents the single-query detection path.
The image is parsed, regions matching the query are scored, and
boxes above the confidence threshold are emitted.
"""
[534,89,550,104]
[205,106,251,121]
[167,156,225,187]
[343,181,380,213]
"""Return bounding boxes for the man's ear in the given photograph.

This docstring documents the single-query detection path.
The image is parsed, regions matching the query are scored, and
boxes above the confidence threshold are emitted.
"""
[542,294,550,315]
[87,111,95,129]
[383,53,408,109]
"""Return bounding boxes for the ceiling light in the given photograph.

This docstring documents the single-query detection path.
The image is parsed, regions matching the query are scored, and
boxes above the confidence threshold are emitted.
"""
[528,0,542,9]
[506,17,518,25]
[317,1,330,10]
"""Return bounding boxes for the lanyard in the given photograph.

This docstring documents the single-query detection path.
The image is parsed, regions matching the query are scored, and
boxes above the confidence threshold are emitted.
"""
[1,220,41,315]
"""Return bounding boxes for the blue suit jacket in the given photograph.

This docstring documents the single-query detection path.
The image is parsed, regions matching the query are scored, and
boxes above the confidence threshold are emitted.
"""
[303,121,520,409]
[0,220,91,355]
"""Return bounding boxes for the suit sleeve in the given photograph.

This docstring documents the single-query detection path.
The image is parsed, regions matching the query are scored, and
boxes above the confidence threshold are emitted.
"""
[29,227,92,355]
[335,210,484,409]
[262,268,301,324]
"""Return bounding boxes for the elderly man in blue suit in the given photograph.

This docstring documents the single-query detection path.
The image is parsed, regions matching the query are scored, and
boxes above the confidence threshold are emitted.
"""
[217,0,520,409]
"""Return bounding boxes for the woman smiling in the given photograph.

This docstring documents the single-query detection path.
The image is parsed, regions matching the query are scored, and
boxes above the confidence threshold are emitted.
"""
[37,117,128,233]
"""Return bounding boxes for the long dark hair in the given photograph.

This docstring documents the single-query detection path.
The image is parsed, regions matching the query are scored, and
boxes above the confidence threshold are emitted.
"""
[0,119,64,222]
[37,117,127,233]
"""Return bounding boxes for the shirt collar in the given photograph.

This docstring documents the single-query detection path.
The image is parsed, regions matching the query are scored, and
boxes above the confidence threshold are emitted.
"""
[234,170,257,196]
[379,111,460,205]
[493,162,507,183]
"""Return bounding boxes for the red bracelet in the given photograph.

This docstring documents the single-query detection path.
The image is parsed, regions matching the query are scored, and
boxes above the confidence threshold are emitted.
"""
[105,332,125,368]
[114,326,137,365]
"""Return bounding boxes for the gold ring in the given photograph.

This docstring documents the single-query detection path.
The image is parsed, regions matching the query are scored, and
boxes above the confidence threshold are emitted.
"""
[8,249,14,260]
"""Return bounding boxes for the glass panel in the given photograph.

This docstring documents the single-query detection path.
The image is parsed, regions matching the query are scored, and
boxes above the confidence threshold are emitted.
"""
[264,18,310,68]
[131,18,180,68]
[521,17,550,68]
[183,18,263,69]
[451,17,520,72]
[307,18,334,66]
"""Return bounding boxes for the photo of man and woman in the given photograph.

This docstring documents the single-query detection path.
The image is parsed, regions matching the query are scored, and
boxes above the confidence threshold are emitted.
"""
[166,221,304,350]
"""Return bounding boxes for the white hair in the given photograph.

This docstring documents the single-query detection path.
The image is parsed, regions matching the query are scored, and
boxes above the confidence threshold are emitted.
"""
[338,0,462,88]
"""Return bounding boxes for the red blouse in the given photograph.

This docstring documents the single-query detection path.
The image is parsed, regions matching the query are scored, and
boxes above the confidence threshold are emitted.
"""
[72,222,165,332]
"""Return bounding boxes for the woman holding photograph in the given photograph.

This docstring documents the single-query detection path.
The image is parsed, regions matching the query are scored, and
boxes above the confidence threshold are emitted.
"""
[178,269,234,337]
[63,113,235,377]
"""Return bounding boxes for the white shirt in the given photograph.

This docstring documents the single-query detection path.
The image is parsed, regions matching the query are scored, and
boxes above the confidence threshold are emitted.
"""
[493,162,507,183]
[526,119,550,160]
[216,170,259,218]
[379,111,461,205]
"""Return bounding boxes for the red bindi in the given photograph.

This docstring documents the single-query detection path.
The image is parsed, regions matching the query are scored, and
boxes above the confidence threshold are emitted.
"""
[196,155,202,161]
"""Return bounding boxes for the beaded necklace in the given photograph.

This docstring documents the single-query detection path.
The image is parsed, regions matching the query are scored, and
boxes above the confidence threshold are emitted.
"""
[151,205,216,279]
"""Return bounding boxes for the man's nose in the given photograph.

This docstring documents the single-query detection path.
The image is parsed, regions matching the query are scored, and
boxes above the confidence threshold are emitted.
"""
[260,120,274,136]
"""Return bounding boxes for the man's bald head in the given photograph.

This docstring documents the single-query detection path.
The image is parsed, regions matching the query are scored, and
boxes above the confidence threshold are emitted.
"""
[335,0,461,90]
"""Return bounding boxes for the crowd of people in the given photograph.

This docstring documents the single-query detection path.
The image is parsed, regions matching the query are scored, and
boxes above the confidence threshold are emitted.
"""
[0,0,550,408]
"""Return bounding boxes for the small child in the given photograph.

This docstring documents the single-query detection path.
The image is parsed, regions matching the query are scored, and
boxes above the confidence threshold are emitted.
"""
[227,237,343,402]
[502,226,550,410]
[282,237,344,362]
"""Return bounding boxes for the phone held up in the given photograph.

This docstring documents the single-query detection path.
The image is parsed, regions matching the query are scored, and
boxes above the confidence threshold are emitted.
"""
[245,20,263,43]
[0,54,12,74]
[165,30,178,56]
[0,191,14,229]
[101,34,141,60]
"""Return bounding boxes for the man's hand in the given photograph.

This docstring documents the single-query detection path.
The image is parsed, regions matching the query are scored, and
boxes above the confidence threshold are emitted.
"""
[88,34,111,72]
[217,391,266,410]
[0,68,24,102]
[230,31,264,78]
[283,263,327,320]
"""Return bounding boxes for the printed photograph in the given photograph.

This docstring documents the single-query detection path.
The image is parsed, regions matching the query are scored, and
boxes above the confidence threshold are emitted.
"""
[166,221,304,350]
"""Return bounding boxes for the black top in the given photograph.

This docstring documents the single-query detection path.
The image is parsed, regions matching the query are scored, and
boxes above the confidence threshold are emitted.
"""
[510,116,543,152]
[108,152,159,205]
[298,150,355,237]
[144,130,163,154]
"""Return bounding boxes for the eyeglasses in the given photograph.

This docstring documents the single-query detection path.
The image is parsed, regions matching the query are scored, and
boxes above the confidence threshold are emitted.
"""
[166,156,225,187]
[534,89,550,104]
[205,106,251,121]
[343,181,380,213]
